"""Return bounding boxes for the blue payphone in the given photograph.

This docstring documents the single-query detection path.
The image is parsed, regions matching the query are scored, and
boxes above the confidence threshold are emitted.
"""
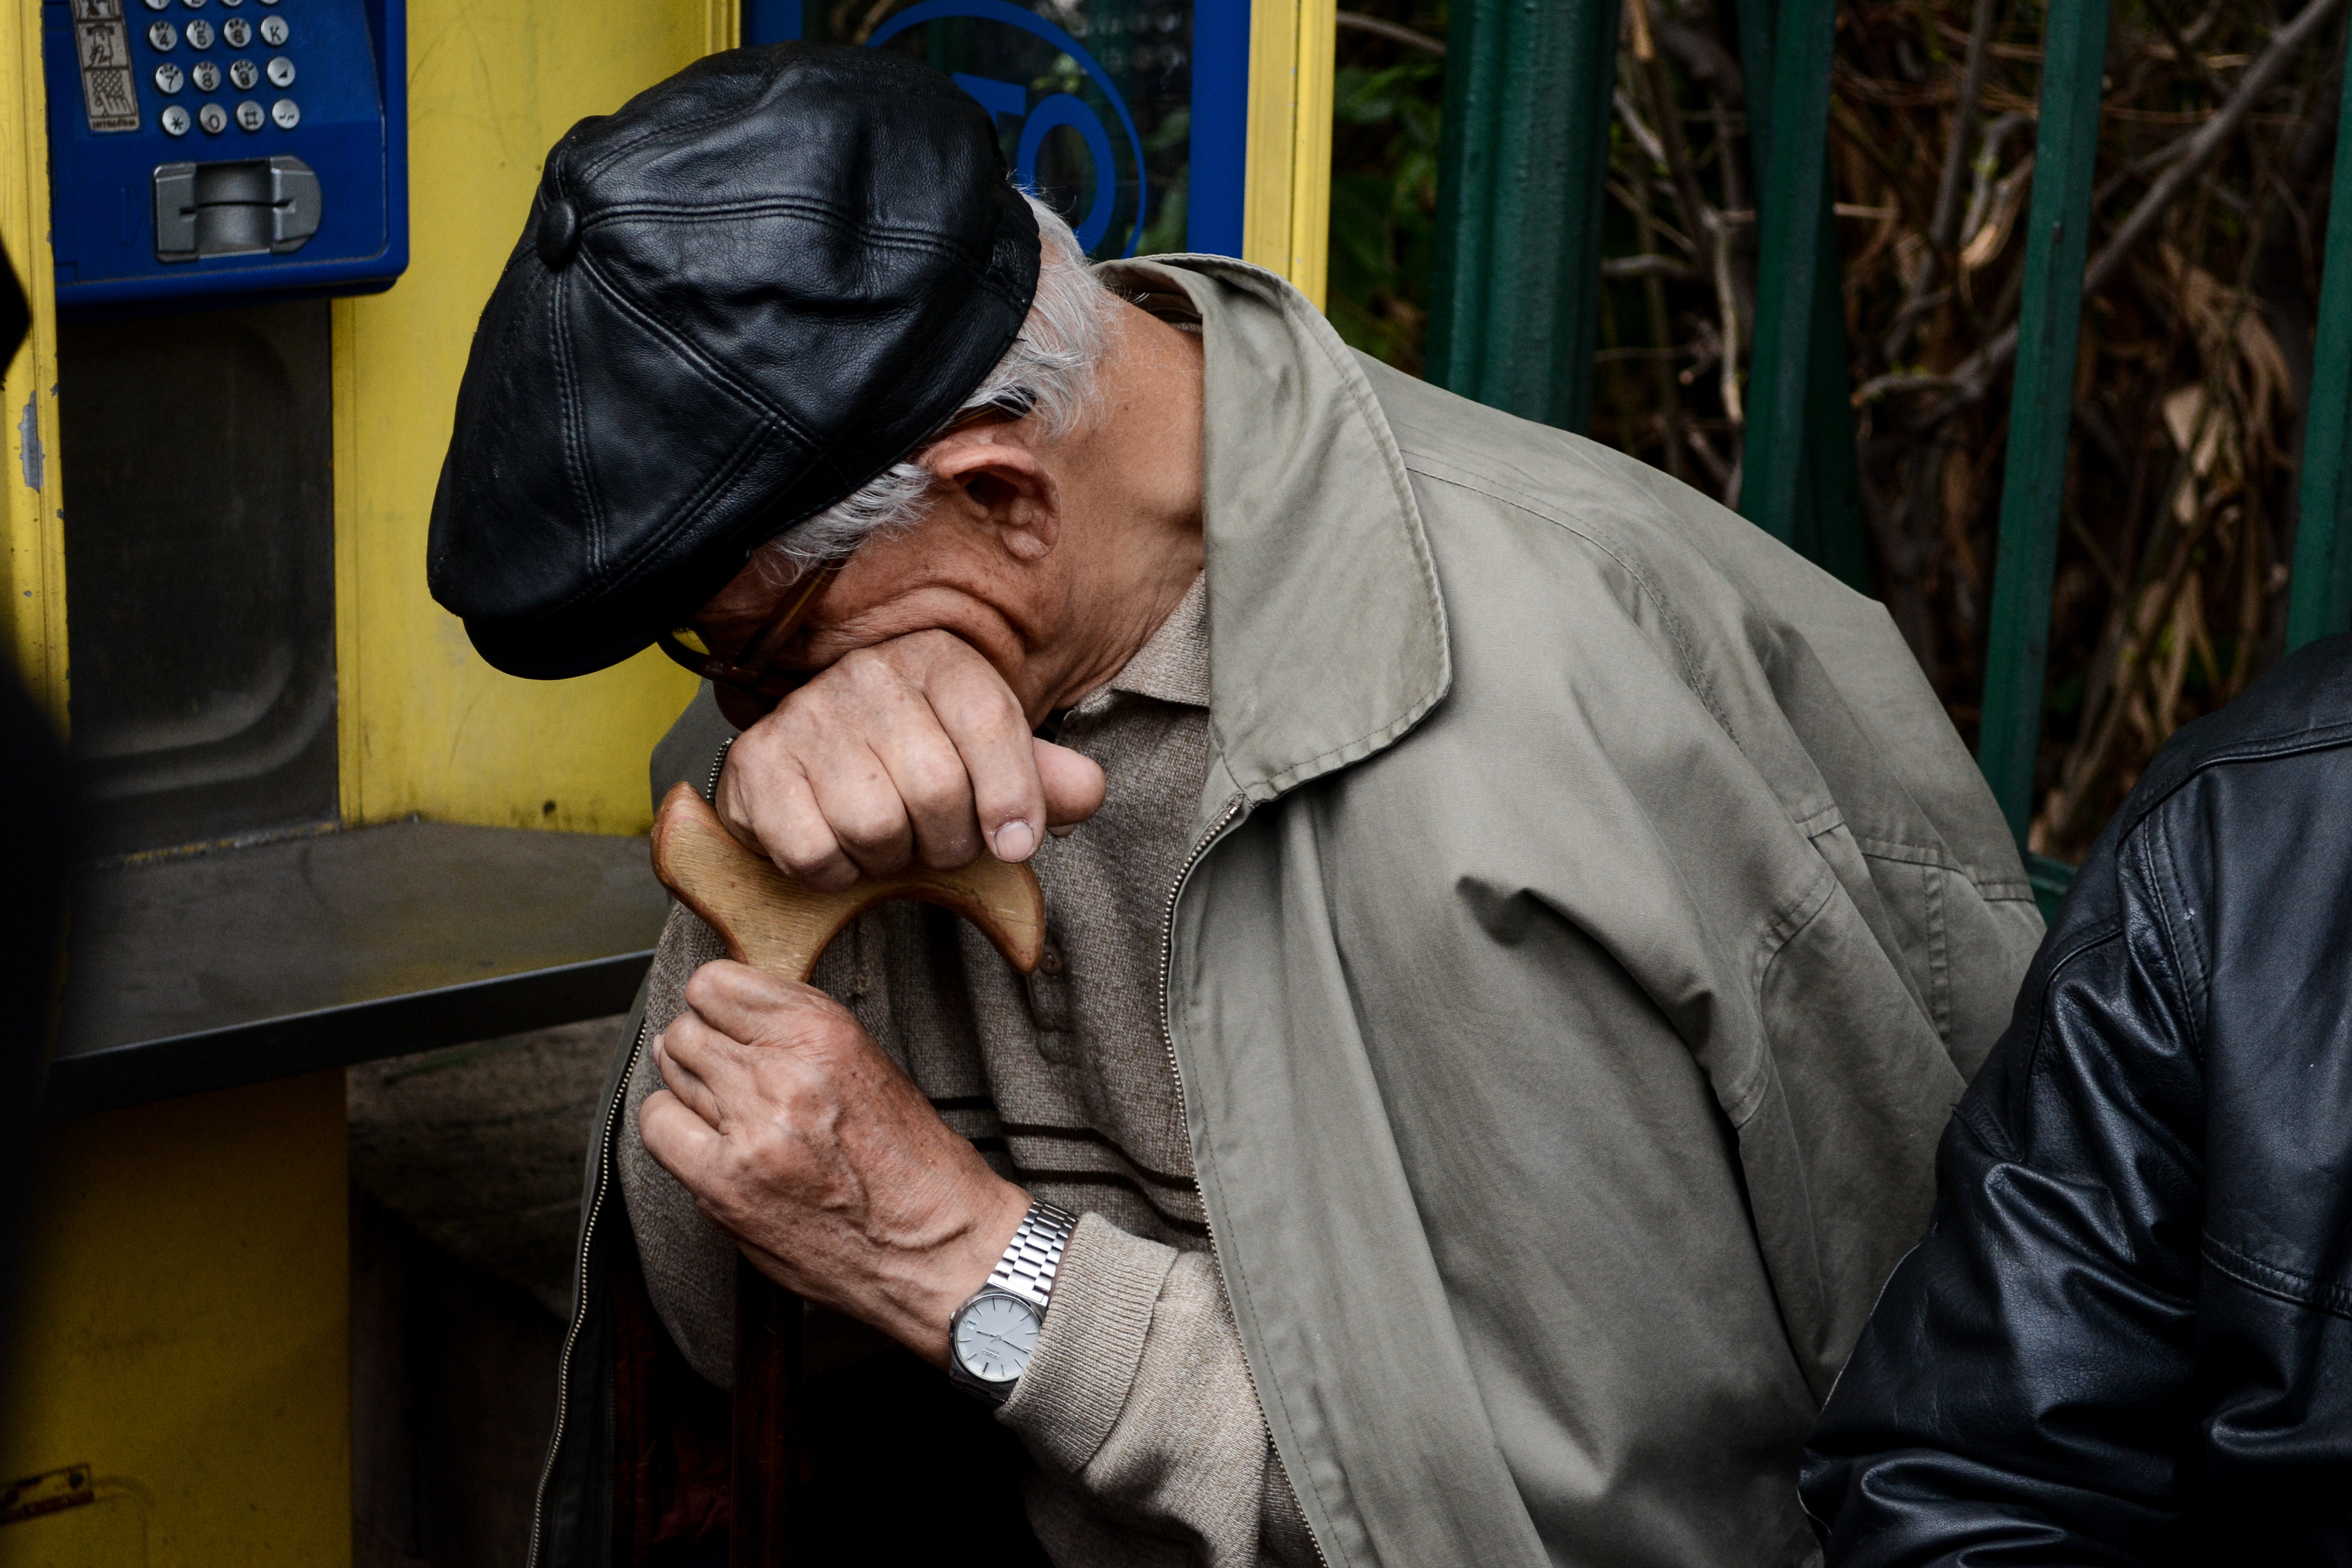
[746,0,1250,262]
[43,0,407,313]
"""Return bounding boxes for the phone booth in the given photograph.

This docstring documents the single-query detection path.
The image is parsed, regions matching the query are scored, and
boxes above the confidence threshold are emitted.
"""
[0,0,1328,1559]
[751,0,1246,260]
[750,0,1332,295]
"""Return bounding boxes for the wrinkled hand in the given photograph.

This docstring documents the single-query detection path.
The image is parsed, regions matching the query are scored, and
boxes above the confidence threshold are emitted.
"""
[716,629,1106,891]
[639,960,1027,1366]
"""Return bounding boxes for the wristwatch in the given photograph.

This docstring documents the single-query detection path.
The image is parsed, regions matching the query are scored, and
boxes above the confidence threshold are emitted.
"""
[947,1200,1077,1404]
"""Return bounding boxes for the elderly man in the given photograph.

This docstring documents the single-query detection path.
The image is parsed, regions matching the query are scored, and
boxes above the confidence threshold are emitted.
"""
[431,44,2041,1568]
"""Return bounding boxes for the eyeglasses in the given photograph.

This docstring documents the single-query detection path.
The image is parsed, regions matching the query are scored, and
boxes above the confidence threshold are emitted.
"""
[659,393,1032,700]
[657,559,843,701]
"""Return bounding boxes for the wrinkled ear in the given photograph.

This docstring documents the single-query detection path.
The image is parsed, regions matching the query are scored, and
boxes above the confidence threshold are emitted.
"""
[924,434,1062,562]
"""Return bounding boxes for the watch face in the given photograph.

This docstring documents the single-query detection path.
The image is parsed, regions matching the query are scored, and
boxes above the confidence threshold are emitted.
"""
[953,1293,1041,1385]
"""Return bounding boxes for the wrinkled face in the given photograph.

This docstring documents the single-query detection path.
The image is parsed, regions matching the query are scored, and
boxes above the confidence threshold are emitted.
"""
[686,484,1048,731]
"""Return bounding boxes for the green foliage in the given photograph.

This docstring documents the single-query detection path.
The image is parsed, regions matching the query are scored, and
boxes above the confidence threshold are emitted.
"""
[1139,109,1193,255]
[1326,59,1445,371]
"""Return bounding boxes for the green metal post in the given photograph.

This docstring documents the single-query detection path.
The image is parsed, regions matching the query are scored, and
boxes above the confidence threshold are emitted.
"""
[1740,0,1838,547]
[1976,0,2111,844]
[1428,0,1625,431]
[1736,0,1870,589]
[2286,52,2352,651]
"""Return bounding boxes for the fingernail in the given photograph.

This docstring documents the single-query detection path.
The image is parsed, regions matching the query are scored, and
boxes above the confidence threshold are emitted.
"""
[993,818,1037,860]
[1048,823,1078,838]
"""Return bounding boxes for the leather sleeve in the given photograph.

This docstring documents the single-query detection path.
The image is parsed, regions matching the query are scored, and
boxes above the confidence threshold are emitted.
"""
[1798,824,2205,1566]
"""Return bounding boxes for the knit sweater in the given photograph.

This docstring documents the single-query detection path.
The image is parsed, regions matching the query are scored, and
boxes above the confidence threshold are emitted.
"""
[617,576,1315,1565]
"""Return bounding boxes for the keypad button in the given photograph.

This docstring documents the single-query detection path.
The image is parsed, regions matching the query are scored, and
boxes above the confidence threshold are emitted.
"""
[265,56,293,87]
[258,15,286,44]
[143,0,170,10]
[191,60,220,91]
[147,20,177,48]
[235,99,264,131]
[228,58,256,89]
[270,97,299,129]
[153,62,184,93]
[184,18,213,47]
[220,0,242,7]
[197,102,227,134]
[223,17,249,45]
[160,104,191,135]
[181,0,206,9]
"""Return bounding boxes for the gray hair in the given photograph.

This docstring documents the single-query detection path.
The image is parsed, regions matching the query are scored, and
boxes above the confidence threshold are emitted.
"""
[752,193,1115,585]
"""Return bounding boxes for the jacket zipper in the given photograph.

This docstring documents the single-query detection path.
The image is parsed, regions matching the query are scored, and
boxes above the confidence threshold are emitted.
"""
[1157,796,1331,1568]
[532,742,726,1562]
[527,1012,650,1568]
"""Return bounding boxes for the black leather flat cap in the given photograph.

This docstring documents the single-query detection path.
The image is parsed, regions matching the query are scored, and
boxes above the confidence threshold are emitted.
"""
[428,44,1041,679]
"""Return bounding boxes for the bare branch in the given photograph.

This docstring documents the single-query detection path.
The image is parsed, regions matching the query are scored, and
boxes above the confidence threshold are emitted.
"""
[1334,12,1446,57]
[1929,0,2000,253]
[1915,0,2345,417]
[2139,0,2232,105]
[2081,0,2343,298]
[1628,0,1717,281]
[1656,21,1743,105]
[1603,254,1701,280]
[1956,115,2034,251]
[1710,207,1744,428]
[1615,87,1670,169]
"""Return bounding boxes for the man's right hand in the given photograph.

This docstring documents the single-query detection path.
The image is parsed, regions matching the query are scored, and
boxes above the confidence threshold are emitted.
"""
[714,629,1107,891]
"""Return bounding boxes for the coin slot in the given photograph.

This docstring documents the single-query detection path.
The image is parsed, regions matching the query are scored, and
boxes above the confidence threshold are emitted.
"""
[152,154,322,260]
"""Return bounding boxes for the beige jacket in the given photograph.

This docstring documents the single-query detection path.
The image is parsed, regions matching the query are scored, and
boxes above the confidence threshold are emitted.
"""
[1105,258,2039,1566]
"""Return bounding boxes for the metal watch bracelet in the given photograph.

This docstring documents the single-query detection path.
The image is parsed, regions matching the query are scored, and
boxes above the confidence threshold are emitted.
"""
[987,1200,1078,1312]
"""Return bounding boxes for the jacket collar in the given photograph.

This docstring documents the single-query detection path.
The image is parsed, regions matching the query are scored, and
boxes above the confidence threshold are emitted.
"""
[1097,257,1451,819]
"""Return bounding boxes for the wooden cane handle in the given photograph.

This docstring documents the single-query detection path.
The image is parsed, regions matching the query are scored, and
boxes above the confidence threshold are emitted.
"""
[650,781,1046,983]
[648,778,1046,1567]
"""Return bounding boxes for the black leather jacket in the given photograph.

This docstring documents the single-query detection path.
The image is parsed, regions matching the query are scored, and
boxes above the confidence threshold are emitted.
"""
[1800,634,2352,1566]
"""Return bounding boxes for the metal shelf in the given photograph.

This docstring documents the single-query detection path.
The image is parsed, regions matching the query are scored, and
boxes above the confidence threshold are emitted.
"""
[48,821,670,1119]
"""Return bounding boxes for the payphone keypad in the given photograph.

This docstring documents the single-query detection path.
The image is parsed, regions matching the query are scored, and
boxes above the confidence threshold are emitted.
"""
[127,0,297,138]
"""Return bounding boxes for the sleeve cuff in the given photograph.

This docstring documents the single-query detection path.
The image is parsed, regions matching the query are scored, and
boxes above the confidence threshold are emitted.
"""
[997,1212,1178,1474]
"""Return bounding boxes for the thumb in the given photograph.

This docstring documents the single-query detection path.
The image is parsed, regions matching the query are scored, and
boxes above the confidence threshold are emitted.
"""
[1034,739,1107,831]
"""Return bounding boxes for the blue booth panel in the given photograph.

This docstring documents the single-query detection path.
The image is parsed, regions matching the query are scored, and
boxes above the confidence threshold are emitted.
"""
[44,0,408,315]
[747,0,1250,262]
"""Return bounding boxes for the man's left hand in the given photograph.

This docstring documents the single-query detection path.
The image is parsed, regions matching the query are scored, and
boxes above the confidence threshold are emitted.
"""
[639,959,1030,1368]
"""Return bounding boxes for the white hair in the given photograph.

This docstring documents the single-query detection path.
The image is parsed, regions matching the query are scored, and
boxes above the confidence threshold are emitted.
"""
[752,193,1115,585]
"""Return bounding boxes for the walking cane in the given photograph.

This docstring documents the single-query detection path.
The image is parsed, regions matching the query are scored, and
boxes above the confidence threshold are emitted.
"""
[650,782,1047,1568]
